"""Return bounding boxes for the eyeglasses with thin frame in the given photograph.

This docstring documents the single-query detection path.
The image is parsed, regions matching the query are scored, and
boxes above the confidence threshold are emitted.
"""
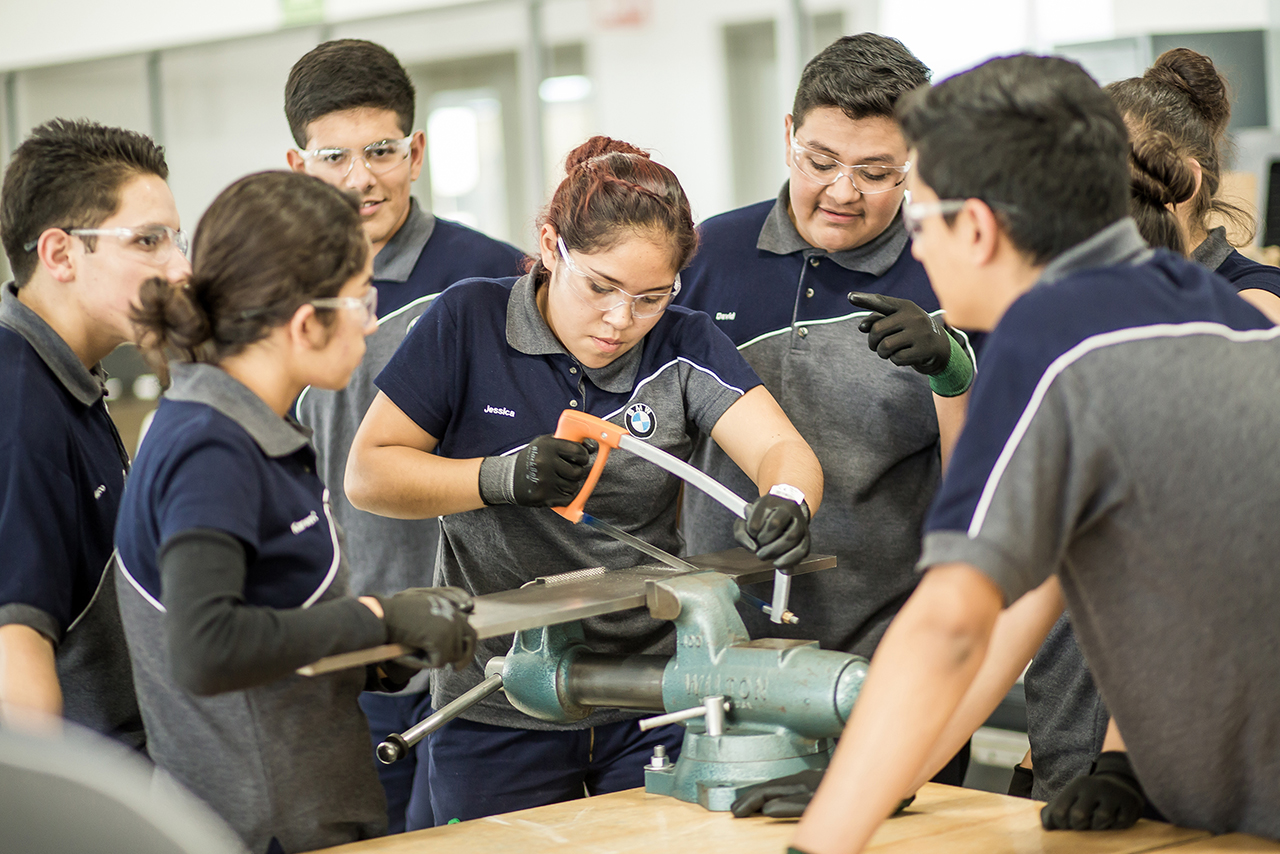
[789,135,911,194]
[900,196,1021,237]
[901,199,968,237]
[556,236,681,319]
[310,285,379,331]
[296,136,415,180]
[23,225,190,265]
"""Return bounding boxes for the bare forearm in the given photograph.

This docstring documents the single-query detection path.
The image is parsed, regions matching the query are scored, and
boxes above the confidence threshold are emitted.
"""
[792,565,1002,854]
[346,445,483,519]
[933,390,969,473]
[0,624,62,733]
[752,438,824,514]
[906,577,1064,792]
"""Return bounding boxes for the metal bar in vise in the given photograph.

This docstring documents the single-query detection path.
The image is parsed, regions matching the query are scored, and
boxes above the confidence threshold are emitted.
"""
[580,513,701,573]
[297,550,836,677]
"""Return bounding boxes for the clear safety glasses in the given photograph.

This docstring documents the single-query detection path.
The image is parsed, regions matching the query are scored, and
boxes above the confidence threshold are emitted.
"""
[900,196,1021,237]
[310,285,379,331]
[556,236,681,319]
[790,135,911,194]
[901,200,968,236]
[296,136,414,180]
[25,224,190,266]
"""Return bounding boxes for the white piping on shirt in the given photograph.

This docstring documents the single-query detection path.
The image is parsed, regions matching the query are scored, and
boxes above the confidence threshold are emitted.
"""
[301,488,341,608]
[734,308,946,352]
[116,551,166,613]
[967,321,1280,539]
[65,552,118,629]
[295,291,441,412]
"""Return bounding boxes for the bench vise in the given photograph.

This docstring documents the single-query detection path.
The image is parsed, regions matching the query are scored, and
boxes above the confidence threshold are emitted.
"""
[488,567,866,811]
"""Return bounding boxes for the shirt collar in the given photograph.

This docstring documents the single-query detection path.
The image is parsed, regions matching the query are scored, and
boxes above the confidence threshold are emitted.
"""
[1191,226,1233,272]
[164,362,312,457]
[374,198,437,283]
[0,281,106,407]
[505,274,643,393]
[756,181,909,276]
[1038,218,1153,286]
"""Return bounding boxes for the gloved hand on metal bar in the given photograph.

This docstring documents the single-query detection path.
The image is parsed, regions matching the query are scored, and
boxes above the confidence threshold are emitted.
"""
[372,586,478,670]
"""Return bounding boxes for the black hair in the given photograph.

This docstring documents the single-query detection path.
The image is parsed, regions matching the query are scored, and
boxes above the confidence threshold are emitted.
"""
[132,171,367,378]
[1,119,168,286]
[284,39,415,146]
[1107,48,1253,250]
[792,33,930,129]
[528,136,697,287]
[898,54,1130,265]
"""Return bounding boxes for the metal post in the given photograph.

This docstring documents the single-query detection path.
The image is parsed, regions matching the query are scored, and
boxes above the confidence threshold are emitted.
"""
[146,52,165,147]
[777,0,809,118]
[520,0,547,214]
[4,72,19,156]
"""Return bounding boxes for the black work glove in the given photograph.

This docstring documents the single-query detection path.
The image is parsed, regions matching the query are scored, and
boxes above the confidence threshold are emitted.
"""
[733,494,810,568]
[1041,751,1146,831]
[512,435,597,507]
[375,586,477,670]
[730,768,915,819]
[847,292,953,375]
[1008,763,1035,799]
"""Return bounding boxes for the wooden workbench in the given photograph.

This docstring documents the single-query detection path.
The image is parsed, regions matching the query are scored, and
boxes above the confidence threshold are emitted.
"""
[314,782,1273,854]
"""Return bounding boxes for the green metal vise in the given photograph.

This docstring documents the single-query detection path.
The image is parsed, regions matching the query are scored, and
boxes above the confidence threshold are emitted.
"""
[486,571,868,811]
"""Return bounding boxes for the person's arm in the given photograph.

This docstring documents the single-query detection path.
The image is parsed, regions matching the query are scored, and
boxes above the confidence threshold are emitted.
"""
[161,529,389,695]
[1238,288,1280,324]
[346,391,484,519]
[710,386,823,513]
[790,563,1014,854]
[710,386,823,566]
[0,624,62,733]
[160,529,475,695]
[933,390,969,472]
[1101,716,1125,752]
[347,391,596,519]
[905,576,1065,791]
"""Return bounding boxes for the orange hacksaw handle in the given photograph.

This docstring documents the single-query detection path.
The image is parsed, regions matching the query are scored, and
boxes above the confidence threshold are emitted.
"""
[552,410,628,523]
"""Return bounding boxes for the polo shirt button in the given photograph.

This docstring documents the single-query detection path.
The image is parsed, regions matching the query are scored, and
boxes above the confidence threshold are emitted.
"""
[806,288,814,298]
[809,257,820,267]
[570,367,578,374]
[797,327,809,337]
[570,400,579,407]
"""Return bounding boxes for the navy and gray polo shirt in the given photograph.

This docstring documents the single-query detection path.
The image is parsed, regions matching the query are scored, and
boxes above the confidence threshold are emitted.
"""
[0,282,141,748]
[296,200,526,602]
[115,362,384,853]
[376,273,760,729]
[1192,226,1280,298]
[919,219,1280,837]
[675,184,964,658]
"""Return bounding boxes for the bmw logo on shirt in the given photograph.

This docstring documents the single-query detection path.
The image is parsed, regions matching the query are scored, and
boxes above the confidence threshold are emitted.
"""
[624,403,656,439]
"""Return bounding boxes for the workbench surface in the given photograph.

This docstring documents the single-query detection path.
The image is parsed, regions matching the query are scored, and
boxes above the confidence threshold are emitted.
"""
[313,782,1280,854]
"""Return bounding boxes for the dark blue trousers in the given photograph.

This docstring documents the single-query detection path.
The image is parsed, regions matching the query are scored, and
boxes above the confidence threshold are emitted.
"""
[426,716,685,824]
[358,690,435,832]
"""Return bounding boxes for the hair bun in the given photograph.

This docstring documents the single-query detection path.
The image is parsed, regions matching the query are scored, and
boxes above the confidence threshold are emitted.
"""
[565,135,650,172]
[1129,127,1198,206]
[1145,48,1230,132]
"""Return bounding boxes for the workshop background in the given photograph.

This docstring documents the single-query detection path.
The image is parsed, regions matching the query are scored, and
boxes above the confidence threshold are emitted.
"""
[3,0,1277,792]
